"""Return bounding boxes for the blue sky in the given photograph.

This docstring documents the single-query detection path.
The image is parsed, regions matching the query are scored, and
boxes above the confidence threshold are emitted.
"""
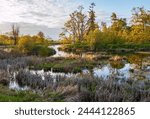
[80,0,150,13]
[0,0,149,39]
[79,0,150,22]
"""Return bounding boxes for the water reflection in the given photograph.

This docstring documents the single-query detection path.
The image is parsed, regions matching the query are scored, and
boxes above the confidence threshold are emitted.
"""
[49,45,96,59]
[49,45,75,57]
[110,61,125,69]
[8,46,150,89]
[92,53,150,80]
[9,81,29,90]
[92,63,134,80]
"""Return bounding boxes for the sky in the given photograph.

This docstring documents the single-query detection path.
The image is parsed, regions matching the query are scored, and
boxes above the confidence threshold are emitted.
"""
[0,0,149,39]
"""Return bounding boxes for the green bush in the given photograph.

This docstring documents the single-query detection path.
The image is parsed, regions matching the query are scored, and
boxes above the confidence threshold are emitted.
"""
[29,45,56,57]
[17,35,56,57]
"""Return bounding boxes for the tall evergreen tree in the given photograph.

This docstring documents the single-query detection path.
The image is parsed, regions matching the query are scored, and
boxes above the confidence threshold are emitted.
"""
[87,3,98,34]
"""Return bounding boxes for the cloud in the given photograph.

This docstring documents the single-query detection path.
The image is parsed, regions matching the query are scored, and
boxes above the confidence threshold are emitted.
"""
[0,0,113,39]
[0,0,80,28]
[0,22,62,39]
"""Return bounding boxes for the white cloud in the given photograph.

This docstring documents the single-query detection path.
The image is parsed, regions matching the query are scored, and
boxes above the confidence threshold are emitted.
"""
[0,0,80,28]
[0,0,112,39]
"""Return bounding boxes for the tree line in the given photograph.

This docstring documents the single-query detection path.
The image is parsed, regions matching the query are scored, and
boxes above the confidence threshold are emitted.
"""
[60,3,150,51]
[0,24,55,56]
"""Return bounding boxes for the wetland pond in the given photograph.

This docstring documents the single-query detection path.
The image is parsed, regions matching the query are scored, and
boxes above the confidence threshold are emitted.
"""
[9,45,150,90]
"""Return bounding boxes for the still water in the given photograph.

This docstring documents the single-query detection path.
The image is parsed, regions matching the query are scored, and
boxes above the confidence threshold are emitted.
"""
[9,45,150,89]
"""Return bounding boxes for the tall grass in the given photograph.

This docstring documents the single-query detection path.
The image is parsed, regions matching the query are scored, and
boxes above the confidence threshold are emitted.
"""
[14,70,150,102]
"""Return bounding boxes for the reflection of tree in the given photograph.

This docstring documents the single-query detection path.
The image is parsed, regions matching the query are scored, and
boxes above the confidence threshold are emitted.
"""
[107,64,119,79]
[127,54,147,69]
[109,56,125,77]
[110,61,125,69]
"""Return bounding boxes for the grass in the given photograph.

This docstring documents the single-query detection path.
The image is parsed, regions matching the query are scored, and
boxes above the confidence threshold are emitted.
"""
[60,43,150,54]
[11,68,150,102]
[0,85,42,102]
[0,84,65,102]
[0,46,149,102]
[30,58,102,73]
[27,45,56,57]
[0,66,150,102]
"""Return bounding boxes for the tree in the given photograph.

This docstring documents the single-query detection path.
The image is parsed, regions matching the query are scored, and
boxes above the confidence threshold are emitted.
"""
[37,31,45,38]
[11,24,20,45]
[129,7,150,43]
[110,13,127,33]
[63,6,87,43]
[59,32,68,40]
[101,22,107,32]
[86,29,101,50]
[0,35,13,45]
[111,12,117,23]
[87,3,98,34]
[132,7,150,31]
[18,35,33,53]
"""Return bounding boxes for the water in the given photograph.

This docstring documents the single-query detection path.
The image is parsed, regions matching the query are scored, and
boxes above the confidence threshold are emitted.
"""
[9,81,29,90]
[49,45,150,79]
[8,45,150,89]
[29,69,79,80]
[49,45,96,59]
[92,63,150,80]
[49,45,75,57]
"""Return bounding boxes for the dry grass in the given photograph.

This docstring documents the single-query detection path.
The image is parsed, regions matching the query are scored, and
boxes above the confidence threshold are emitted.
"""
[14,70,150,102]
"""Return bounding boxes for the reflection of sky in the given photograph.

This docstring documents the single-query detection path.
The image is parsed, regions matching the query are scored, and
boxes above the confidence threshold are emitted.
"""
[9,60,150,90]
[48,45,150,80]
[49,45,77,57]
[146,73,150,80]
[93,63,134,80]
[118,64,132,79]
[147,66,150,70]
[29,63,133,80]
[50,45,71,57]
[93,66,111,79]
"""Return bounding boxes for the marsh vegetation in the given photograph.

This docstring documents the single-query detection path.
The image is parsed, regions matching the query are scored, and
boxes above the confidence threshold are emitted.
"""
[0,3,150,102]
[0,47,150,102]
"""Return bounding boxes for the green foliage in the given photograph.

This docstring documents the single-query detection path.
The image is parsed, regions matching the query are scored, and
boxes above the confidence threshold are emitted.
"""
[61,42,90,53]
[86,29,125,51]
[17,35,55,56]
[43,91,64,102]
[0,85,42,102]
[0,35,13,45]
[0,85,65,102]
[110,61,125,69]
[29,45,56,57]
[31,58,101,73]
[61,5,150,53]
[87,3,98,33]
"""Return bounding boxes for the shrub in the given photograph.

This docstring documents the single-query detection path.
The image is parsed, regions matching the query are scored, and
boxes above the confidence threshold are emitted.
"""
[29,45,56,57]
[17,35,56,56]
